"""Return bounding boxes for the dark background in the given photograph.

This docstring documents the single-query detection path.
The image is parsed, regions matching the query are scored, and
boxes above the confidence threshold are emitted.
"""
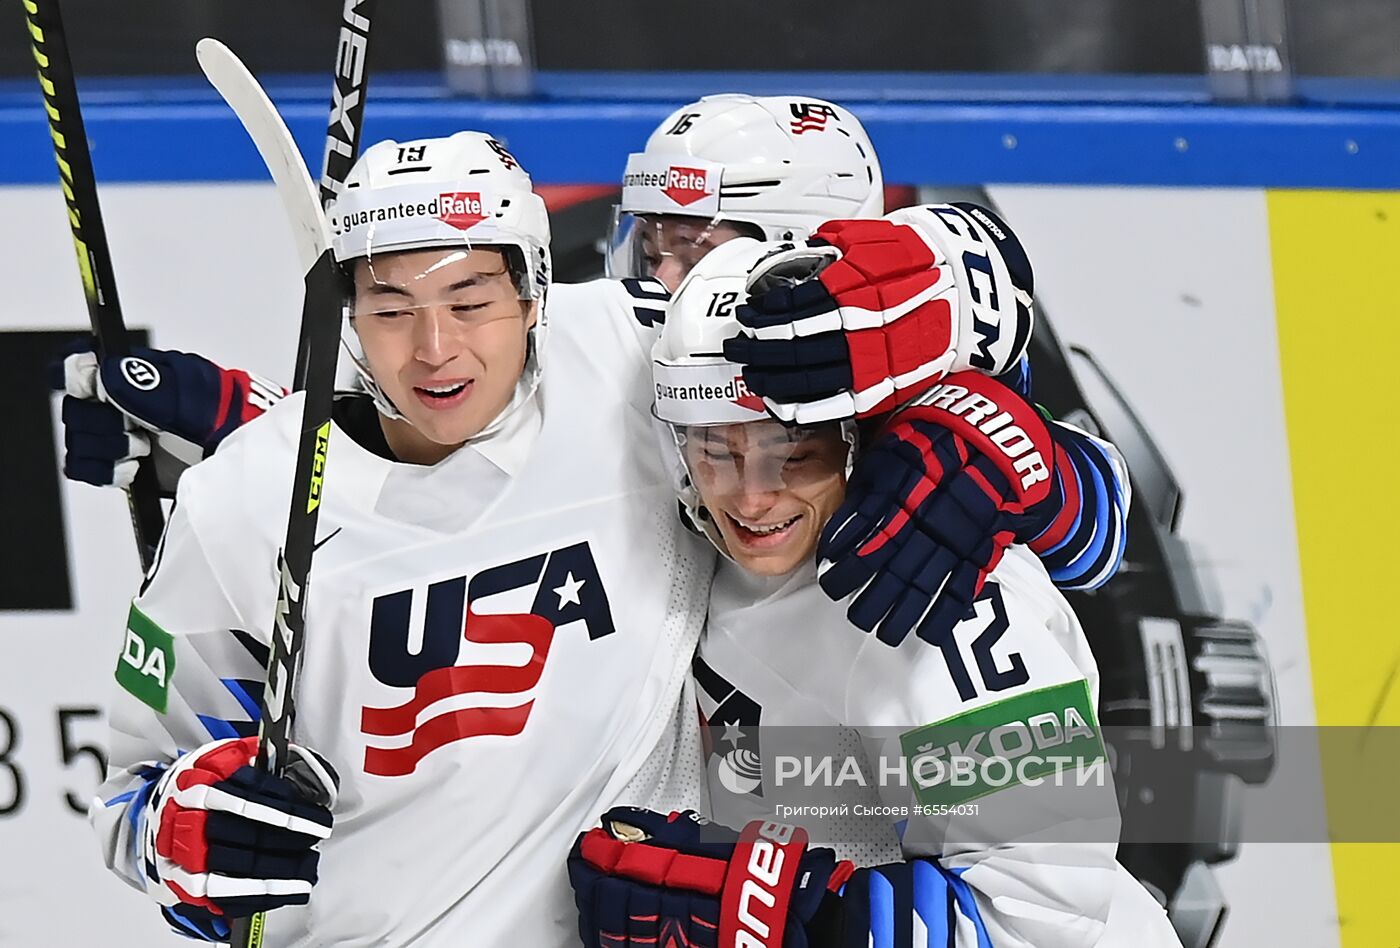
[0,0,1395,81]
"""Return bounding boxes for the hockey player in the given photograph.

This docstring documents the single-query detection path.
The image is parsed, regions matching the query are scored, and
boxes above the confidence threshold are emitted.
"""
[569,239,1180,948]
[608,95,1128,630]
[59,95,1126,652]
[89,132,721,945]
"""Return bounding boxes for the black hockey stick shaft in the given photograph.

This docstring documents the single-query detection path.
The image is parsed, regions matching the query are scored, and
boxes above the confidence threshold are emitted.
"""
[290,0,374,390]
[22,0,165,570]
[251,0,375,783]
[231,5,374,947]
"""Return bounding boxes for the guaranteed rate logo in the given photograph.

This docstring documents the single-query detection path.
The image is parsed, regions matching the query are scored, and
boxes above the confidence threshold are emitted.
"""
[655,374,764,415]
[731,375,765,414]
[623,165,714,208]
[334,192,489,235]
[437,191,486,230]
[661,166,710,206]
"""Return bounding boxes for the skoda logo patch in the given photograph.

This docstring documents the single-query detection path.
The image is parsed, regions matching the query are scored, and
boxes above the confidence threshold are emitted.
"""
[120,357,161,391]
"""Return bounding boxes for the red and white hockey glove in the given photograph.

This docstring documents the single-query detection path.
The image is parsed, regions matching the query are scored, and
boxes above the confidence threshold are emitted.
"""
[140,736,337,938]
[569,808,852,948]
[819,372,1057,646]
[51,341,285,494]
[723,203,1034,424]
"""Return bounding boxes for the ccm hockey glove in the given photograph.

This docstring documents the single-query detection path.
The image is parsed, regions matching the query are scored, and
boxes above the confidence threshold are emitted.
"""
[50,340,284,493]
[569,808,853,948]
[818,372,1056,646]
[723,204,1034,424]
[139,736,337,940]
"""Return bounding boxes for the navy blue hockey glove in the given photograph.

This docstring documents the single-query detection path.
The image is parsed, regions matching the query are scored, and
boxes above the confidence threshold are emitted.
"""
[722,205,1034,425]
[569,808,853,948]
[818,372,1057,646]
[140,736,338,940]
[50,340,284,493]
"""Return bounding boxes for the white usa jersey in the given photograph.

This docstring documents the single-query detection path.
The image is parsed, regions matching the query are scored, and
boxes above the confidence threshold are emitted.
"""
[698,547,1179,947]
[92,280,713,947]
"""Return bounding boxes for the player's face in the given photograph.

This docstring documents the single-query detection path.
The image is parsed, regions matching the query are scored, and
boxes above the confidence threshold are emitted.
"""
[684,421,848,576]
[351,247,536,463]
[640,216,755,291]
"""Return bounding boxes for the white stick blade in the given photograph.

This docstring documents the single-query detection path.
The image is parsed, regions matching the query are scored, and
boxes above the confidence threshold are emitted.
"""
[195,37,331,275]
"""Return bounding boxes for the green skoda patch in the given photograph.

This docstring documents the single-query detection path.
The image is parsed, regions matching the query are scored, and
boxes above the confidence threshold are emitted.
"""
[900,679,1106,807]
[115,604,175,713]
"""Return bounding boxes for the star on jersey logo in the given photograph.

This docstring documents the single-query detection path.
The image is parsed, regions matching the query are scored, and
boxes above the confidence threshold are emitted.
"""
[721,721,744,748]
[552,572,585,609]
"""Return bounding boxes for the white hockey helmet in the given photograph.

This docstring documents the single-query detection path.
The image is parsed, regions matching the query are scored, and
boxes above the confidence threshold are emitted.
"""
[653,237,855,558]
[609,94,884,283]
[327,131,552,421]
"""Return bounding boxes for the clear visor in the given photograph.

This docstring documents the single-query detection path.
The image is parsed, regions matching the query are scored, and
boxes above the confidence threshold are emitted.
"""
[674,419,850,497]
[606,211,750,290]
[348,244,533,329]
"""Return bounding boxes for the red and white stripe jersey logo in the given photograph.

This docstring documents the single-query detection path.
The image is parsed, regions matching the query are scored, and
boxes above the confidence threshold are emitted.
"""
[360,541,615,776]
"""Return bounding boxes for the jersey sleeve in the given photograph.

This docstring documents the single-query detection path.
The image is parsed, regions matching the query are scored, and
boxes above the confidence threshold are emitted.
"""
[569,276,670,353]
[617,277,671,333]
[838,559,1119,947]
[1027,420,1130,591]
[998,354,1131,592]
[90,498,269,904]
[547,279,672,416]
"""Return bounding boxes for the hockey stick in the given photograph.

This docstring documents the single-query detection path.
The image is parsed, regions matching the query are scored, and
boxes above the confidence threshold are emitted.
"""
[194,36,360,948]
[292,0,374,390]
[21,0,165,569]
[317,0,373,209]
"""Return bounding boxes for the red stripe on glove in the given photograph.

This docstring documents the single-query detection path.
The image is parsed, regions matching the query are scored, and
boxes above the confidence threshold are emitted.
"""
[166,880,225,916]
[844,290,954,412]
[856,423,948,558]
[896,372,1053,509]
[578,828,728,896]
[212,369,235,436]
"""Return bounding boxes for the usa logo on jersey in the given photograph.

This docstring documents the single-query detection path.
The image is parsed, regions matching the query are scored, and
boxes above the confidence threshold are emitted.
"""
[361,542,615,776]
[694,653,764,798]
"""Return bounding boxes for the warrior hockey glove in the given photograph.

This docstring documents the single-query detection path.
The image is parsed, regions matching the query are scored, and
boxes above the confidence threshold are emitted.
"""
[140,736,338,939]
[50,340,284,493]
[818,372,1057,646]
[722,204,1034,424]
[569,808,853,948]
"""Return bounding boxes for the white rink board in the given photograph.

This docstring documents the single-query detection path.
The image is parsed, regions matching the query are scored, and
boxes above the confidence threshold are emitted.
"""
[0,183,302,947]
